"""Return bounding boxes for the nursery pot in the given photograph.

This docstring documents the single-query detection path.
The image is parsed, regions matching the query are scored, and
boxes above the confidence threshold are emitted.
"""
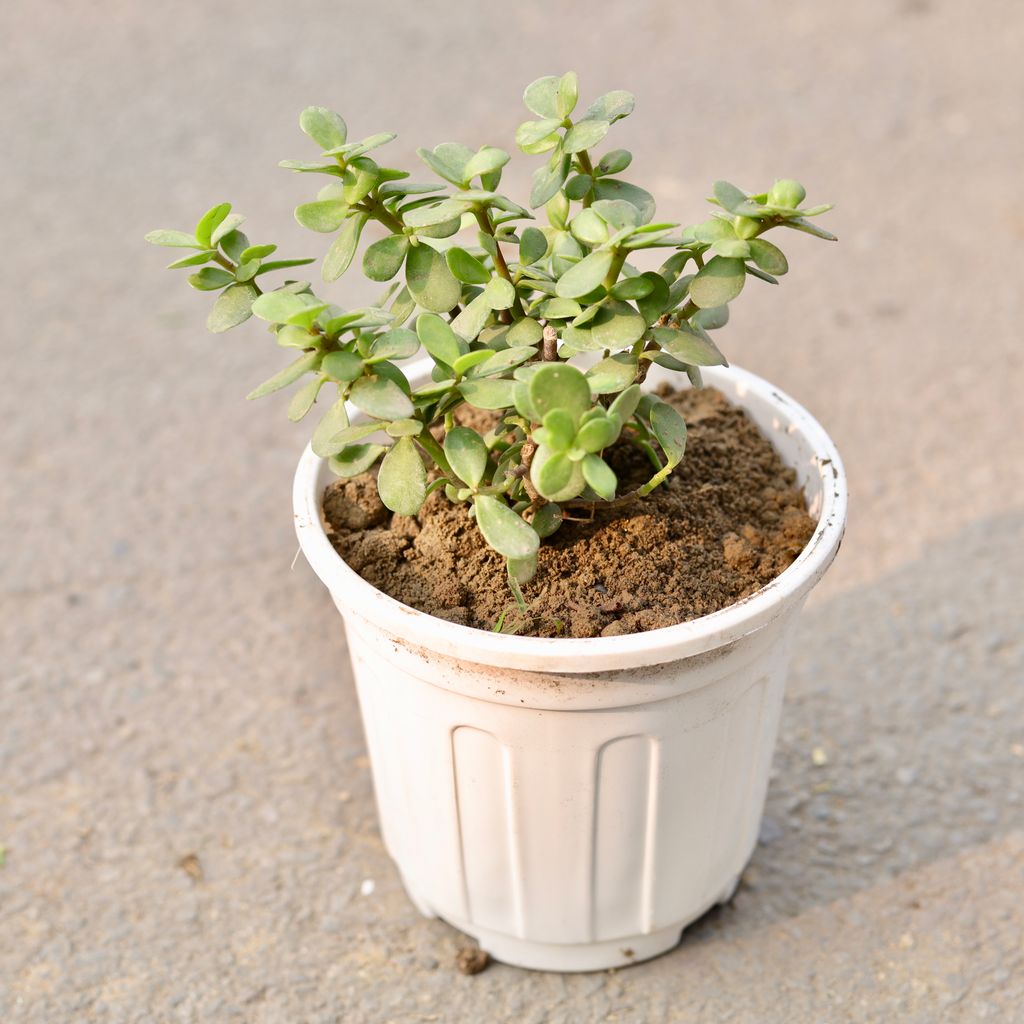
[294,362,847,972]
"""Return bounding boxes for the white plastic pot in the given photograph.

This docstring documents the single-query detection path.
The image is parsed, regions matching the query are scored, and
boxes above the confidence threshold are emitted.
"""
[294,362,846,972]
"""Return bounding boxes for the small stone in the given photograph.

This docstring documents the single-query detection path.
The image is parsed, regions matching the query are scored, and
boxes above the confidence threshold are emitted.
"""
[455,946,490,975]
[360,878,376,897]
[811,747,829,766]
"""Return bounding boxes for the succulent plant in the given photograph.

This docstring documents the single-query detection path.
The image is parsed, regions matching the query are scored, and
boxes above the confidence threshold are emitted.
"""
[146,72,835,602]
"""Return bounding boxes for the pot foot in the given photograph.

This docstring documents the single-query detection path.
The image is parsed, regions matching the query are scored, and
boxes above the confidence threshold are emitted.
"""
[442,919,686,973]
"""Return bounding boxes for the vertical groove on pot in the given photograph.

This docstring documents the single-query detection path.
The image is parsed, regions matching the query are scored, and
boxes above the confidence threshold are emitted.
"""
[640,738,662,934]
[501,744,528,938]
[592,735,653,940]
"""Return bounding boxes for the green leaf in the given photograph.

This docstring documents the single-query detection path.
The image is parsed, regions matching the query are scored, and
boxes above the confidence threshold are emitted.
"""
[458,378,517,410]
[484,276,516,310]
[206,282,258,333]
[538,297,582,320]
[211,215,245,247]
[535,409,576,452]
[312,398,352,456]
[450,292,491,342]
[319,350,363,382]
[508,317,544,346]
[330,443,386,477]
[166,250,217,269]
[194,203,231,248]
[523,75,561,118]
[529,363,591,421]
[363,234,409,282]
[444,427,489,488]
[516,117,562,149]
[239,243,277,262]
[692,305,730,331]
[300,106,347,150]
[555,248,614,299]
[350,375,414,420]
[446,246,491,285]
[556,71,579,117]
[278,159,345,177]
[329,422,385,446]
[530,153,570,209]
[609,276,653,301]
[253,258,316,276]
[747,238,789,275]
[590,300,646,350]
[570,208,610,247]
[466,346,538,378]
[712,180,748,213]
[609,384,642,424]
[710,238,751,259]
[463,146,510,182]
[246,351,320,400]
[576,414,619,452]
[386,419,422,437]
[416,312,463,367]
[689,256,746,308]
[635,271,671,325]
[518,227,548,265]
[533,449,582,501]
[403,198,472,229]
[582,454,617,500]
[323,212,368,282]
[592,179,655,224]
[649,401,687,467]
[295,199,349,233]
[597,149,632,175]
[145,229,200,249]
[651,325,727,366]
[188,267,234,291]
[377,436,426,515]
[452,350,493,376]
[584,90,635,123]
[779,217,837,242]
[288,374,326,422]
[252,290,316,324]
[586,353,637,394]
[475,495,540,560]
[529,502,562,540]
[563,119,609,153]
[368,327,419,362]
[405,243,461,313]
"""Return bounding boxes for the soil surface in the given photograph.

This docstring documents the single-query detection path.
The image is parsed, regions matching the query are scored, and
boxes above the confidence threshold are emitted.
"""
[323,385,815,638]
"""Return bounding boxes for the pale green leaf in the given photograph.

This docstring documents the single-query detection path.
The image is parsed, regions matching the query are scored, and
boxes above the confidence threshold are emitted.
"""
[458,378,517,410]
[363,234,410,281]
[246,351,320,400]
[474,496,540,559]
[300,106,347,150]
[582,454,617,500]
[649,401,687,467]
[295,199,348,233]
[329,443,386,477]
[446,246,491,284]
[688,256,746,308]
[206,282,258,333]
[378,436,427,515]
[405,243,461,313]
[349,375,414,420]
[323,212,368,281]
[444,426,489,488]
[554,248,614,299]
[311,398,352,456]
[416,312,464,367]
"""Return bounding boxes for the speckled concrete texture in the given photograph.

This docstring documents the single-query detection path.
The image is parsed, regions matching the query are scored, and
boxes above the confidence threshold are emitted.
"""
[2,1,1022,1021]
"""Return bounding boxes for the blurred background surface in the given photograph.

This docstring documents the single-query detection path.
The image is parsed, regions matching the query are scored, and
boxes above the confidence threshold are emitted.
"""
[1,1,1021,1020]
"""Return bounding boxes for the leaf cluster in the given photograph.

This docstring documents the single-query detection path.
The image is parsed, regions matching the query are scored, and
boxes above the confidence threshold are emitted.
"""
[146,73,835,598]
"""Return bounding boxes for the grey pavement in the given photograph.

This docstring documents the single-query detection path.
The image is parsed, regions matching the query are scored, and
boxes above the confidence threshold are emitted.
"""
[2,1,1022,1021]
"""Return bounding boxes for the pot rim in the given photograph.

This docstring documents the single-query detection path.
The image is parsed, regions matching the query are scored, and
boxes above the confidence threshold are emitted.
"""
[293,361,847,672]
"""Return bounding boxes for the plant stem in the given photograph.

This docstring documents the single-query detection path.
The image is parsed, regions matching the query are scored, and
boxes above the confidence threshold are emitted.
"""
[474,209,526,318]
[577,150,595,207]
[416,430,454,479]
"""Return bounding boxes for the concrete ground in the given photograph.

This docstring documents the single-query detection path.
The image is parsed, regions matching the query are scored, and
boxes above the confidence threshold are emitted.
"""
[2,1,1022,1021]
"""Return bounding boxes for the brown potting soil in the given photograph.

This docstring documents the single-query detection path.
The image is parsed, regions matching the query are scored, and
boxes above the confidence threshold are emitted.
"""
[322,385,815,639]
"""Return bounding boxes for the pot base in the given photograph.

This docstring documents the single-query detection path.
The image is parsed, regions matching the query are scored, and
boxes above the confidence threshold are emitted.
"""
[405,874,741,973]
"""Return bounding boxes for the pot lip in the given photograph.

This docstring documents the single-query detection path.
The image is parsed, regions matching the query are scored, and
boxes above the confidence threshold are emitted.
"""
[293,361,847,672]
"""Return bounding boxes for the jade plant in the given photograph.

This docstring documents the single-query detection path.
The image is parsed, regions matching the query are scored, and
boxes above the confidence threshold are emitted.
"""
[147,72,835,601]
